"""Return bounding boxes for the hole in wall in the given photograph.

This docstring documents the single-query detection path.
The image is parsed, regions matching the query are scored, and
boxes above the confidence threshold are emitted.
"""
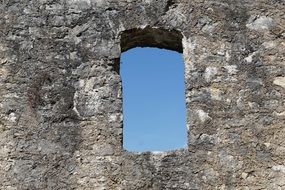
[120,28,187,152]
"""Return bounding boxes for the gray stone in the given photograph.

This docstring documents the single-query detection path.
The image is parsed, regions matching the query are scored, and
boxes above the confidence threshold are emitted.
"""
[0,0,284,189]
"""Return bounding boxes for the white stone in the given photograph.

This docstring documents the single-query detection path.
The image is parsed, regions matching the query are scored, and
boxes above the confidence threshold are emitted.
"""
[241,172,248,179]
[108,113,122,122]
[262,41,277,49]
[274,111,285,117]
[246,16,275,31]
[183,37,197,71]
[204,67,218,82]
[196,109,211,123]
[225,51,231,62]
[264,143,271,148]
[245,52,257,63]
[273,77,285,89]
[5,186,17,190]
[8,113,17,123]
[272,165,285,173]
[224,65,238,75]
[210,88,222,101]
[68,0,91,5]
[70,52,77,60]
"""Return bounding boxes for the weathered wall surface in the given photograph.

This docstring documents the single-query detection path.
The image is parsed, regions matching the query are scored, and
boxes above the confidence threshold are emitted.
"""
[0,0,284,189]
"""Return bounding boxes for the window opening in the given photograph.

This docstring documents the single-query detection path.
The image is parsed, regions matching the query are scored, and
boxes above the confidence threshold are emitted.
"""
[120,47,187,152]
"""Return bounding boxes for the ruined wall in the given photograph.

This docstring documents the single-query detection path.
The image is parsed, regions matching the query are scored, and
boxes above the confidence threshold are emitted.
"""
[0,0,284,189]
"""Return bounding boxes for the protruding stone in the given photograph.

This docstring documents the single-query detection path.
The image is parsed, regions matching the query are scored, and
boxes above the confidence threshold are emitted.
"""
[241,172,248,179]
[247,16,275,31]
[209,87,222,101]
[204,67,218,82]
[272,165,285,173]
[245,52,257,63]
[224,65,238,75]
[196,109,211,123]
[273,77,285,89]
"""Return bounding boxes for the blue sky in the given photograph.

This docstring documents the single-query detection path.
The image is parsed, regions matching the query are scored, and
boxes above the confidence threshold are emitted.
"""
[120,47,187,152]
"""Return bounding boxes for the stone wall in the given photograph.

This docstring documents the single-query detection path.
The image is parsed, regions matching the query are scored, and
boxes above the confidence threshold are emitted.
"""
[0,0,284,189]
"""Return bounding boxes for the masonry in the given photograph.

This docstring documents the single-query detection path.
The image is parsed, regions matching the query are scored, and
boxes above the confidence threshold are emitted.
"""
[0,0,284,189]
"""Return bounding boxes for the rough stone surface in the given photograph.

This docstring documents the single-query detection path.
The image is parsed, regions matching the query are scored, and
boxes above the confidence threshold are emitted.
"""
[0,0,284,189]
